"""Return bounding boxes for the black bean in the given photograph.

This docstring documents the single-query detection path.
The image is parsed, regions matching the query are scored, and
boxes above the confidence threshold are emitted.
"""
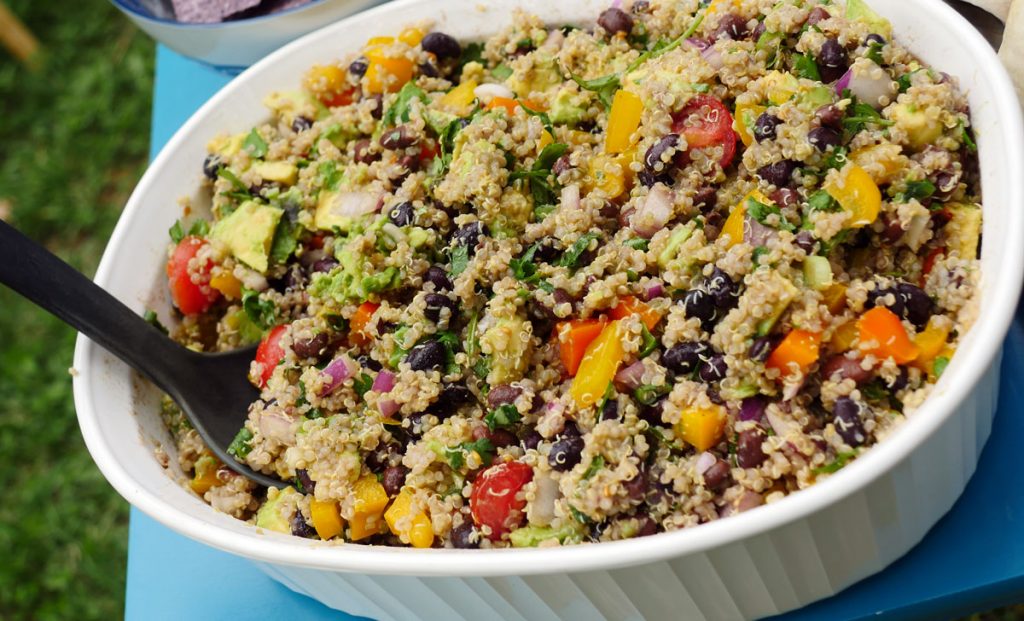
[291,511,317,538]
[749,336,775,362]
[753,113,782,143]
[353,139,376,164]
[548,435,584,471]
[487,384,522,408]
[756,160,798,187]
[421,32,462,59]
[736,428,767,468]
[699,354,728,382]
[379,125,418,150]
[806,6,831,25]
[521,430,543,451]
[638,169,671,188]
[527,299,557,340]
[356,354,382,372]
[886,367,910,392]
[425,293,456,323]
[295,468,316,494]
[895,282,933,328]
[450,521,480,548]
[693,186,717,212]
[663,341,710,375]
[431,382,474,417]
[703,459,732,490]
[601,398,619,420]
[637,397,666,427]
[623,469,648,501]
[424,265,453,291]
[683,288,716,326]
[284,265,307,291]
[368,94,384,120]
[387,201,414,227]
[489,429,517,448]
[202,153,223,180]
[815,104,844,129]
[932,170,960,200]
[865,33,886,45]
[311,257,339,274]
[349,57,369,76]
[418,61,440,78]
[598,7,634,35]
[381,465,408,496]
[405,340,446,371]
[635,515,658,537]
[715,13,749,40]
[706,267,738,309]
[453,221,486,249]
[751,21,767,42]
[794,230,817,254]
[365,443,399,472]
[533,239,561,263]
[291,116,313,133]
[561,421,581,438]
[817,38,849,83]
[808,126,841,152]
[293,332,329,360]
[821,354,872,384]
[833,396,866,446]
[881,215,904,244]
[644,134,680,172]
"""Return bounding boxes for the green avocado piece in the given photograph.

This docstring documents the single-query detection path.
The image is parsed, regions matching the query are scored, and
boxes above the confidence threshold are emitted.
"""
[480,316,532,384]
[424,108,457,137]
[255,486,302,534]
[799,86,834,111]
[657,222,695,269]
[309,248,399,304]
[549,87,588,126]
[509,523,583,547]
[846,0,892,38]
[507,54,563,99]
[755,273,799,337]
[211,200,284,273]
[889,103,943,151]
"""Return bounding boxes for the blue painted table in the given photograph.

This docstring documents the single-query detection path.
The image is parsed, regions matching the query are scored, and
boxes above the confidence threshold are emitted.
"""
[125,46,1024,621]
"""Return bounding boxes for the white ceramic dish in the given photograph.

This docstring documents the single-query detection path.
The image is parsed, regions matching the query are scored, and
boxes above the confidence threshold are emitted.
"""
[110,0,385,73]
[73,1,1024,619]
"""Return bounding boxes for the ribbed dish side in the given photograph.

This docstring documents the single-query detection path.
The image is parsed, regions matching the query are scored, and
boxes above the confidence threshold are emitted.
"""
[256,353,1001,621]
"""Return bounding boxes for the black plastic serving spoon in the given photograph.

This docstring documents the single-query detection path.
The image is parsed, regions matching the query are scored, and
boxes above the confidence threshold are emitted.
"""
[0,221,285,488]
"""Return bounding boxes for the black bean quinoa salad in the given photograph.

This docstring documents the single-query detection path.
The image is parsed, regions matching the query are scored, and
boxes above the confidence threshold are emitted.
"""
[158,0,983,548]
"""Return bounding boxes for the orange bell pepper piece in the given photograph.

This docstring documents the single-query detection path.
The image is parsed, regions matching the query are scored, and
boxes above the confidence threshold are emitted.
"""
[824,163,882,228]
[856,306,920,364]
[349,301,380,347]
[605,90,644,154]
[721,190,773,248]
[556,318,607,376]
[384,489,434,548]
[486,97,520,115]
[189,454,222,495]
[364,40,414,94]
[675,406,726,451]
[310,498,344,540]
[912,317,951,370]
[608,295,661,331]
[570,320,626,408]
[766,329,822,377]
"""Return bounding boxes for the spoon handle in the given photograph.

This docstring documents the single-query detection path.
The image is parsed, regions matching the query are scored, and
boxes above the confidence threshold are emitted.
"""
[0,221,184,391]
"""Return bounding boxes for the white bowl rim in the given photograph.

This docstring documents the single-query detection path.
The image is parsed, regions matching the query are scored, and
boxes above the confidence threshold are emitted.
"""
[74,0,1024,577]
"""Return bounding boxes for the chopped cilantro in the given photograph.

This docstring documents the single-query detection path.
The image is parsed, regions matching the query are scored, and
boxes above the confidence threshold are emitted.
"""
[353,373,373,398]
[227,428,254,459]
[381,82,428,127]
[216,168,252,200]
[792,53,821,81]
[752,245,771,266]
[842,100,894,137]
[318,160,343,191]
[823,146,849,171]
[807,190,839,212]
[582,455,606,480]
[241,288,277,331]
[624,238,649,251]
[510,242,543,284]
[747,196,796,232]
[168,219,209,244]
[485,403,522,431]
[813,451,856,475]
[449,244,470,276]
[959,121,977,153]
[639,325,657,358]
[143,310,168,335]
[457,42,485,73]
[557,232,599,269]
[243,128,268,159]
[510,142,569,207]
[444,438,495,470]
[894,179,936,203]
[865,41,884,65]
[634,383,670,406]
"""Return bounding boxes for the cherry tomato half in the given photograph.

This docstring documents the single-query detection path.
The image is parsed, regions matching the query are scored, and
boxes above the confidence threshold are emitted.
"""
[671,95,738,169]
[166,236,219,315]
[470,461,534,540]
[254,324,288,388]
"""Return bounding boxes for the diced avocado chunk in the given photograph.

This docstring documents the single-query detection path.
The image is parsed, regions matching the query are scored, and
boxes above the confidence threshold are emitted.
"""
[309,248,399,303]
[657,223,695,269]
[549,86,588,126]
[507,54,562,99]
[255,486,302,534]
[803,255,833,290]
[889,103,943,151]
[754,273,799,336]
[207,132,246,158]
[509,523,583,547]
[424,109,457,137]
[846,0,892,38]
[720,381,760,401]
[263,90,326,123]
[480,316,532,384]
[799,86,834,111]
[251,161,298,185]
[407,227,431,248]
[314,190,378,232]
[948,203,982,259]
[211,200,284,273]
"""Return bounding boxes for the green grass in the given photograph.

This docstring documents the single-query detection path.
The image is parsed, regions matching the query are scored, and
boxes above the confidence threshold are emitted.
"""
[0,1,154,619]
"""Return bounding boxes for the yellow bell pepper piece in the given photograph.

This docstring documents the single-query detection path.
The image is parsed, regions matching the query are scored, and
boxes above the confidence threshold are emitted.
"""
[303,64,347,96]
[830,320,860,352]
[384,489,434,548]
[912,318,952,371]
[398,27,425,47]
[605,90,644,154]
[570,320,625,408]
[310,498,345,540]
[587,154,627,198]
[366,36,394,46]
[365,43,414,94]
[675,406,726,452]
[733,103,766,147]
[210,271,242,300]
[190,454,222,495]
[348,511,385,541]
[824,163,882,228]
[849,144,904,185]
[821,283,847,315]
[353,474,389,515]
[764,71,801,105]
[538,129,554,152]
[440,79,478,116]
[721,189,772,248]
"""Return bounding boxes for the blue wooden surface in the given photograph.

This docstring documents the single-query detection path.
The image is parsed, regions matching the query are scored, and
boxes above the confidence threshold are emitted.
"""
[126,46,1024,620]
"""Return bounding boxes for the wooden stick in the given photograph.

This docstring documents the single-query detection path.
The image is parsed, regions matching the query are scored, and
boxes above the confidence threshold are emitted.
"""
[0,2,40,66]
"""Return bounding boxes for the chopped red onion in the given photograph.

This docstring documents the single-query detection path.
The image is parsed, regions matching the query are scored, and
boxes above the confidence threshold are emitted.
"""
[372,369,396,393]
[614,360,646,390]
[766,408,797,437]
[743,214,776,247]
[701,45,724,71]
[643,280,665,301]
[258,413,294,444]
[631,184,674,238]
[319,354,358,396]
[738,396,766,422]
[835,63,895,109]
[379,399,400,418]
[736,490,765,513]
[685,37,711,51]
[696,451,716,475]
[561,183,581,211]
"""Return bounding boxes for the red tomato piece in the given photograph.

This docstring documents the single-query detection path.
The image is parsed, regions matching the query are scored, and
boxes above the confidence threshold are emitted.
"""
[671,95,738,168]
[920,246,945,287]
[470,461,534,540]
[254,324,288,388]
[166,236,219,315]
[319,87,357,108]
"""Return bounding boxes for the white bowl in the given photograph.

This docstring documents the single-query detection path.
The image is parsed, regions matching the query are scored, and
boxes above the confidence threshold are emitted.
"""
[73,1,1024,619]
[110,0,385,73]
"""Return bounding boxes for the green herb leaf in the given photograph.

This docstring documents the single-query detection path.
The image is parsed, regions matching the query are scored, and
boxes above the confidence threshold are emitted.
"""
[445,438,495,470]
[558,232,599,269]
[485,403,522,431]
[807,190,839,212]
[318,160,343,191]
[168,220,185,244]
[227,428,254,459]
[510,242,543,283]
[812,450,856,475]
[382,82,428,127]
[143,310,168,335]
[865,41,884,65]
[569,505,591,524]
[582,455,606,480]
[269,213,300,266]
[896,71,915,93]
[571,72,621,109]
[823,146,849,171]
[354,373,373,398]
[634,383,670,406]
[792,53,821,81]
[243,128,268,159]
[217,168,251,198]
[457,42,485,73]
[241,288,277,331]
[842,100,894,136]
[449,244,470,276]
[752,245,771,266]
[639,325,657,358]
[894,179,936,203]
[747,196,796,232]
[959,121,977,153]
[623,238,649,251]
